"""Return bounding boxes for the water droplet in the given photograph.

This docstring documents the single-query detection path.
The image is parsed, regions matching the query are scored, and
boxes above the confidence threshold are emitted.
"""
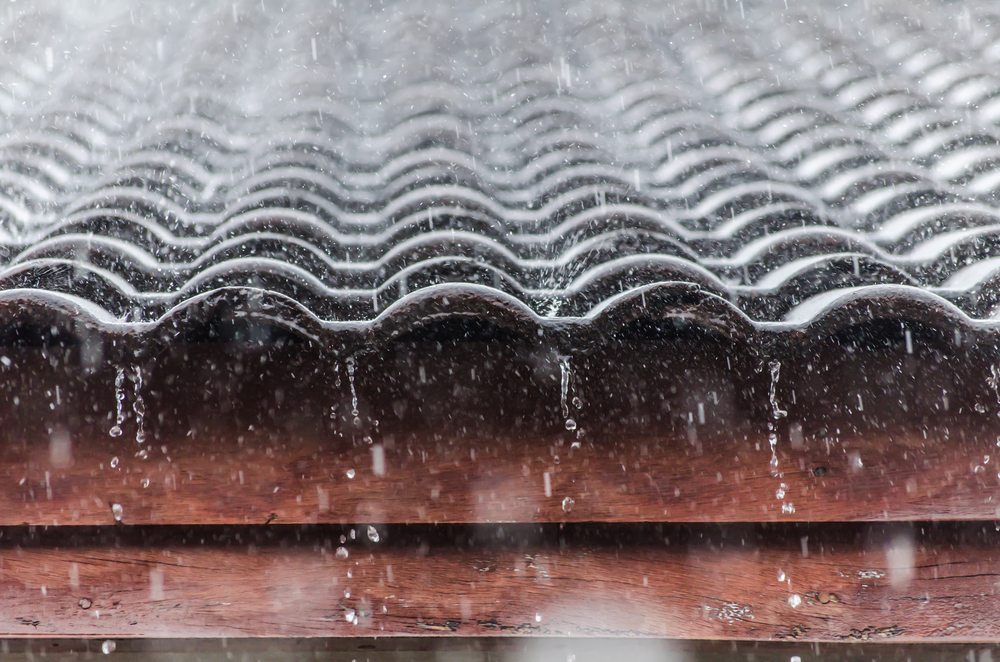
[110,456,119,468]
[345,609,356,623]
[367,525,380,543]
[535,612,542,622]
[562,496,575,513]
[111,503,123,522]
[79,598,92,609]
[791,657,802,662]
[335,546,349,559]
[787,594,802,608]
[777,570,786,582]
[101,641,115,655]
[782,503,796,514]
[346,469,355,479]
[565,418,577,431]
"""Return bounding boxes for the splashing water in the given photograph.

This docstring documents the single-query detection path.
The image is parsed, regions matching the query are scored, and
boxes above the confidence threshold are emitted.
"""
[109,366,126,437]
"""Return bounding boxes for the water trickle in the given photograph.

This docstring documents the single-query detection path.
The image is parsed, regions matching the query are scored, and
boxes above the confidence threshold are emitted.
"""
[557,356,580,431]
[346,357,360,426]
[367,525,380,543]
[132,366,146,445]
[769,432,779,475]
[768,361,787,419]
[109,366,126,437]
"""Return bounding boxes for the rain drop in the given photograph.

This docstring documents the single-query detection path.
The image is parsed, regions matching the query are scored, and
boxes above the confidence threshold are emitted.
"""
[335,546,349,559]
[111,503,123,522]
[562,496,575,513]
[101,641,115,655]
[367,525,380,543]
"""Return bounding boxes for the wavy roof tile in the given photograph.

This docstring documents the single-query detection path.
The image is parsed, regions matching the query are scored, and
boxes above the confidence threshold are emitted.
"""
[2,0,1000,339]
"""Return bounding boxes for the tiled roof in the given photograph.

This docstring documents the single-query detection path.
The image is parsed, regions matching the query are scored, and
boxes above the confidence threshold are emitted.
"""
[4,0,1000,342]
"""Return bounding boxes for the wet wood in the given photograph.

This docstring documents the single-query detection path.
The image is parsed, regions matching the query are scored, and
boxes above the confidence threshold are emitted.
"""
[2,424,999,525]
[1,637,996,662]
[4,328,1000,525]
[1,523,999,640]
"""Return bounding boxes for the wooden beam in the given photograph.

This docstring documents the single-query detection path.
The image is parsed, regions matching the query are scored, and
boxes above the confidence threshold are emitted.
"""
[4,424,999,525]
[4,334,1000,526]
[0,637,996,661]
[2,523,999,641]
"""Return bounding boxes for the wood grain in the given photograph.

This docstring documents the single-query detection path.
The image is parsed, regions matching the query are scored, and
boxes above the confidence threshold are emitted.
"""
[3,424,1000,525]
[3,325,1000,525]
[1,638,996,661]
[1,523,999,641]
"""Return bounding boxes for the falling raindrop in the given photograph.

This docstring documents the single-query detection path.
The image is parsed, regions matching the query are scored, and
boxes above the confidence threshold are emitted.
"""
[535,612,542,622]
[345,609,356,623]
[367,525,380,543]
[346,468,355,479]
[101,641,115,655]
[110,456,119,469]
[111,503,123,522]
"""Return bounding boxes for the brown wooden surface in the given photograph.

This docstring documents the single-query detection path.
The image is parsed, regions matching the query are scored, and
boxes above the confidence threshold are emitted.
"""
[0,638,995,662]
[4,327,1000,525]
[1,523,999,641]
[4,424,1000,525]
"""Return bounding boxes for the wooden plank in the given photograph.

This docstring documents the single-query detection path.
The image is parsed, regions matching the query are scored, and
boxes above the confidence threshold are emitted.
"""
[3,422,1000,525]
[1,523,999,640]
[3,335,1000,526]
[0,637,995,662]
